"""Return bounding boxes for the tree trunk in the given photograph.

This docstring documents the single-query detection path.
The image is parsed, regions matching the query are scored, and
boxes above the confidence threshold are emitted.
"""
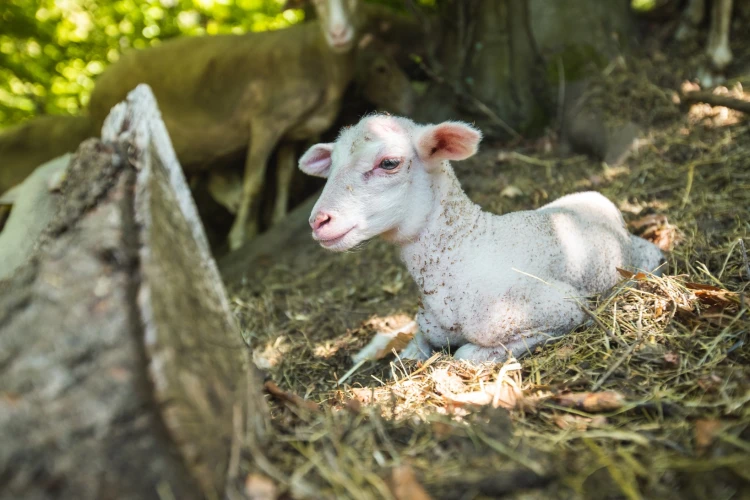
[417,0,635,140]
[0,85,268,500]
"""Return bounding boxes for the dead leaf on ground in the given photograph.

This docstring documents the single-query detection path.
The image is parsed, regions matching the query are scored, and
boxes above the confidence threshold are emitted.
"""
[617,267,648,280]
[553,413,608,431]
[245,473,278,500]
[252,337,289,370]
[351,321,417,363]
[685,283,740,312]
[694,419,722,456]
[390,465,433,500]
[264,380,320,413]
[553,391,625,413]
[663,351,680,367]
[628,214,678,251]
[431,368,466,394]
[501,185,523,198]
[437,364,524,411]
[443,390,493,408]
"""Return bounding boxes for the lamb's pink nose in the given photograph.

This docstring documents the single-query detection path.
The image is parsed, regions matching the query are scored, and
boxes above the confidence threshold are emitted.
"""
[310,212,332,232]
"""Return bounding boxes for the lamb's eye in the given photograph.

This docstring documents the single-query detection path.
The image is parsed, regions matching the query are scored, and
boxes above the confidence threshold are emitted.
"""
[379,158,401,171]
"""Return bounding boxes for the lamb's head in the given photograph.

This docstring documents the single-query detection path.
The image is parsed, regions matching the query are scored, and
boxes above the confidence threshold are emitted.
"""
[299,115,481,251]
[313,0,359,53]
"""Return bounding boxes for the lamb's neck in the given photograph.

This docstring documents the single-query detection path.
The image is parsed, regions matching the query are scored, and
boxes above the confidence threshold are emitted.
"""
[400,164,483,281]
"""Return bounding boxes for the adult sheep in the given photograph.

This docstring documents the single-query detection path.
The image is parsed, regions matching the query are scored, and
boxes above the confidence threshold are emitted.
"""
[89,0,414,249]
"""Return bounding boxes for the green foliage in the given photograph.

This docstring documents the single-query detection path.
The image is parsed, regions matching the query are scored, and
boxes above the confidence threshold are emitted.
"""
[0,0,305,128]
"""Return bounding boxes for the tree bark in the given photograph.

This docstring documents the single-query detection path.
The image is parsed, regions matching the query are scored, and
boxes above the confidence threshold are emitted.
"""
[417,0,635,140]
[0,85,267,500]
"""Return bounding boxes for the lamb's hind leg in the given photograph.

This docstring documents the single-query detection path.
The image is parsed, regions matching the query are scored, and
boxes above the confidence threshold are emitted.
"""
[454,281,586,363]
[228,124,283,250]
[630,234,666,276]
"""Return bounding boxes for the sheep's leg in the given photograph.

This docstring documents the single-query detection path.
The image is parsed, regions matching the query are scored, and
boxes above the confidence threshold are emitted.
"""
[271,141,297,225]
[453,332,562,363]
[228,125,283,250]
[676,0,705,41]
[454,280,586,364]
[400,329,434,361]
[707,0,733,71]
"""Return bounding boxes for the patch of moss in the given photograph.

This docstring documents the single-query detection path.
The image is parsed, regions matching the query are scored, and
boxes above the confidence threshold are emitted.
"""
[545,44,608,85]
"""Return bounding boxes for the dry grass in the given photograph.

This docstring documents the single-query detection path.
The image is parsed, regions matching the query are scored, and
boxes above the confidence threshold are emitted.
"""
[228,30,750,500]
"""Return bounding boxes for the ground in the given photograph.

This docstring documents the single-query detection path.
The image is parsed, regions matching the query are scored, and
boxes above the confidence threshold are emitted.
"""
[228,24,750,500]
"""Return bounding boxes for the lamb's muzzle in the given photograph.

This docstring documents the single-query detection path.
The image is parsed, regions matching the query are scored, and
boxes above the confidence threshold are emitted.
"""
[298,114,665,363]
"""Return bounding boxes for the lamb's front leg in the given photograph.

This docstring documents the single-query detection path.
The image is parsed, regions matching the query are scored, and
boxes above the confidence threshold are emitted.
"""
[400,329,434,361]
[453,280,587,363]
[400,308,465,361]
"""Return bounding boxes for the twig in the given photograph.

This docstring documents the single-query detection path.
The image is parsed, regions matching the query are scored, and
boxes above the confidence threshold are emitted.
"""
[264,380,320,413]
[682,91,750,114]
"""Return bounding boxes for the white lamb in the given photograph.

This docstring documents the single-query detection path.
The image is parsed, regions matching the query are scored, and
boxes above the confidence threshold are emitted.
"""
[298,114,664,363]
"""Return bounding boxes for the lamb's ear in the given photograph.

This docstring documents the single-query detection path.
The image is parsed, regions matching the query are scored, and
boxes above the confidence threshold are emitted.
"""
[416,121,482,164]
[299,143,334,178]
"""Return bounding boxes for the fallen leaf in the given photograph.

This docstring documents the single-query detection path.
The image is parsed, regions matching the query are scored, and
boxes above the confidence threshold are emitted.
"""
[486,381,523,410]
[501,185,523,198]
[684,282,723,291]
[344,398,362,414]
[245,473,278,500]
[264,381,319,413]
[252,338,289,370]
[390,465,432,500]
[694,419,722,456]
[629,214,667,231]
[616,268,648,280]
[351,321,417,363]
[628,214,678,251]
[553,391,625,413]
[431,368,467,395]
[684,283,740,313]
[663,352,680,367]
[443,390,493,407]
[553,413,596,431]
[350,387,376,405]
[441,381,522,410]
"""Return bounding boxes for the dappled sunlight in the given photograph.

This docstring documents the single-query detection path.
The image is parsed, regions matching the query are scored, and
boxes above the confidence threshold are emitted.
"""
[0,0,305,126]
[682,81,750,128]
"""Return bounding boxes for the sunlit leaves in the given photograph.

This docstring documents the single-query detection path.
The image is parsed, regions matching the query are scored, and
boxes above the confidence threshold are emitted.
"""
[0,0,305,128]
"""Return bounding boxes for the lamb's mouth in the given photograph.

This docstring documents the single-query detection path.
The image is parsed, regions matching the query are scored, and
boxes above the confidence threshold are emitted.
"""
[318,227,356,248]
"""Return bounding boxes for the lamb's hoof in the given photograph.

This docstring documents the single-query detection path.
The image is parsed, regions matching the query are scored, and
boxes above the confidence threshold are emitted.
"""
[697,66,725,89]
[453,344,510,364]
[400,338,432,361]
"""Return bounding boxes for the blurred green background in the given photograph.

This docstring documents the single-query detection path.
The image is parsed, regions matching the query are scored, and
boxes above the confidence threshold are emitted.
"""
[0,0,310,129]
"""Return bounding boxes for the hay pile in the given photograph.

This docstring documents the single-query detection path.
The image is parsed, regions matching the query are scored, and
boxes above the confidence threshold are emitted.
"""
[229,30,750,500]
